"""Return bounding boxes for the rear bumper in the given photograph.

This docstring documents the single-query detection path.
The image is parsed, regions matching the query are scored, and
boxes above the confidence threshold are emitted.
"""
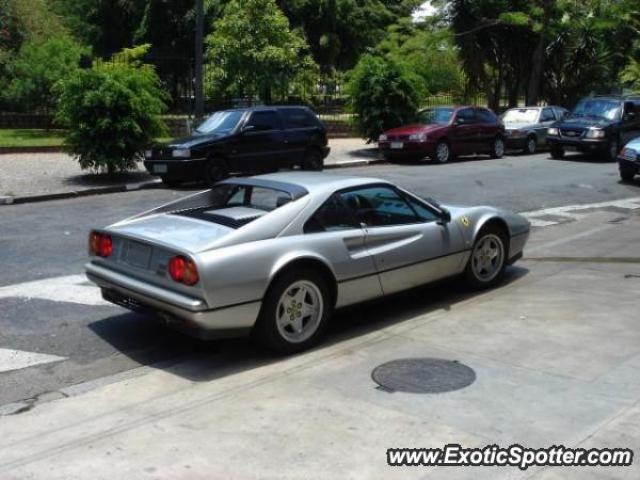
[378,142,435,158]
[143,157,207,180]
[86,263,260,340]
[508,229,530,264]
[320,146,331,159]
[505,136,527,149]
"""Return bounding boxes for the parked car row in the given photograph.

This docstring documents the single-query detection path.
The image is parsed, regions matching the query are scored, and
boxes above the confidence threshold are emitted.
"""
[141,97,640,188]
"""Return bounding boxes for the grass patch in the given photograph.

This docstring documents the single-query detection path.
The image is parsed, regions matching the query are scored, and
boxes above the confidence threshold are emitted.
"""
[0,129,178,149]
[0,129,66,148]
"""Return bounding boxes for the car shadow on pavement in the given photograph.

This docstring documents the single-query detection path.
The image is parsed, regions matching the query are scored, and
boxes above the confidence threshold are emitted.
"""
[546,152,612,163]
[88,266,529,384]
[63,170,154,188]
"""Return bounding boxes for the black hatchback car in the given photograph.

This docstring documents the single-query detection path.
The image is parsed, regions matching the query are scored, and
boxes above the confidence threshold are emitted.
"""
[144,106,330,186]
[547,96,640,161]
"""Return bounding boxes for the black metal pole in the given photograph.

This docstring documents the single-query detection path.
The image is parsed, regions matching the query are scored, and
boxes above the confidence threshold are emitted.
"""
[194,0,204,121]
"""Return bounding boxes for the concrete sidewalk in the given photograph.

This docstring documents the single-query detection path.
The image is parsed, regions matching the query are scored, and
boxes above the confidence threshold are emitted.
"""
[0,209,638,479]
[0,138,376,204]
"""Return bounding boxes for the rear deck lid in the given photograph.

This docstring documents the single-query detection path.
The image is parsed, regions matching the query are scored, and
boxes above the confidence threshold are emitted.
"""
[109,214,234,253]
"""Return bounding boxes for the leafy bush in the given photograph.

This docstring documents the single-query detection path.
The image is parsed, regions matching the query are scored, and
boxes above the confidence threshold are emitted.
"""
[56,45,168,174]
[346,54,425,142]
[206,0,318,103]
[7,37,85,115]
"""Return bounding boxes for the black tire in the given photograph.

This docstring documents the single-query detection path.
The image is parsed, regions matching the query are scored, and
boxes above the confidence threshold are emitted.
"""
[550,145,565,159]
[204,159,228,186]
[620,164,636,182]
[432,140,452,164]
[463,224,508,290]
[160,177,182,188]
[301,149,324,171]
[605,137,619,162]
[523,135,537,155]
[251,268,333,354]
[489,136,505,159]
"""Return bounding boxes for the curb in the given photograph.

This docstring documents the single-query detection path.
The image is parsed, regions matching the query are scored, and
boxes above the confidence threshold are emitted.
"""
[0,158,387,206]
[1,179,163,206]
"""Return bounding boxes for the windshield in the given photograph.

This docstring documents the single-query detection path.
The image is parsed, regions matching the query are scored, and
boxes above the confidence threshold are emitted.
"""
[502,108,539,123]
[418,108,454,125]
[196,111,244,134]
[571,100,621,121]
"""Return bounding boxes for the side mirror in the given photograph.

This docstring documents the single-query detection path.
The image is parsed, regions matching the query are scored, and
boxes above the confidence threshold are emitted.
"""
[437,208,452,225]
[426,197,451,225]
[624,112,636,121]
[455,117,465,126]
[241,125,255,134]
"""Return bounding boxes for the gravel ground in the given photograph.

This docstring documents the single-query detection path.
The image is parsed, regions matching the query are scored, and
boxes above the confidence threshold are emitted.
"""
[0,138,372,198]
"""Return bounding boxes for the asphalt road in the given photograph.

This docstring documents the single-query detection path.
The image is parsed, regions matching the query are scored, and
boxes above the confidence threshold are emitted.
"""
[1,150,639,408]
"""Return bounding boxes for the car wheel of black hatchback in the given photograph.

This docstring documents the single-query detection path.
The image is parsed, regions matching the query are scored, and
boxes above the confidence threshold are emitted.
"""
[302,149,324,171]
[204,160,229,186]
[161,177,182,188]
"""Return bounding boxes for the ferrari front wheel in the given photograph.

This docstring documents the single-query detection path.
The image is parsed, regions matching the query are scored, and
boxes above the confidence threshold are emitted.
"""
[464,225,507,289]
[252,269,332,354]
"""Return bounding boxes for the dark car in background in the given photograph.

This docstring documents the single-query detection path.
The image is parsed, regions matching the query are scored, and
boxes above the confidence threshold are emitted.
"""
[618,136,640,182]
[144,106,330,186]
[547,95,640,161]
[502,106,568,154]
[378,106,506,164]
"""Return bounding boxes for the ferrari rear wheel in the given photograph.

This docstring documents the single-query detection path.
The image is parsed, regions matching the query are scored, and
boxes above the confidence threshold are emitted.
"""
[252,268,332,354]
[464,225,507,289]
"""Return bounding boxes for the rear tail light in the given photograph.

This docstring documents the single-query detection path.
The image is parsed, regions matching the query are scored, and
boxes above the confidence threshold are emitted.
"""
[168,256,199,286]
[89,231,113,258]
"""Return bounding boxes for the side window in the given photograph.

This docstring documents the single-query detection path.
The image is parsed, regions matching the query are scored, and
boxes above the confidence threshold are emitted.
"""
[304,195,358,233]
[553,108,567,120]
[404,196,439,222]
[541,108,555,122]
[340,186,420,227]
[475,108,497,124]
[456,108,476,124]
[245,111,281,132]
[282,108,319,129]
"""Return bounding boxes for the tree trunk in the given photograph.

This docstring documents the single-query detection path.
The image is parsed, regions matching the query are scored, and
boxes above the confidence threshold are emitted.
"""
[527,34,545,106]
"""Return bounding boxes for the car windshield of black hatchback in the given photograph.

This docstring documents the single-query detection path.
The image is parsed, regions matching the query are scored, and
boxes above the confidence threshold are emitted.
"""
[571,99,621,121]
[196,110,244,134]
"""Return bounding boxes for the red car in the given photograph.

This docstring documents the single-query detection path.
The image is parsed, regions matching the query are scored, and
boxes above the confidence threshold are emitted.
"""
[378,106,506,163]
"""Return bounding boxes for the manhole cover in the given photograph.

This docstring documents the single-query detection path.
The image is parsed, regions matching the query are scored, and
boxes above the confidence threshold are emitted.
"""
[372,358,476,394]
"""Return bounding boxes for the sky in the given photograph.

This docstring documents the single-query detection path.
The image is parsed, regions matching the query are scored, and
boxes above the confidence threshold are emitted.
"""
[413,1,438,21]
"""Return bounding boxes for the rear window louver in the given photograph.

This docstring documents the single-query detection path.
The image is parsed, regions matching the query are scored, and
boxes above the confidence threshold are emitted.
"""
[169,207,261,229]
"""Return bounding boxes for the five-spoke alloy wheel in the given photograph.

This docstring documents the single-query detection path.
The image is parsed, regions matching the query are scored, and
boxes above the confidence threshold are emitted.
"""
[253,268,332,354]
[464,225,507,289]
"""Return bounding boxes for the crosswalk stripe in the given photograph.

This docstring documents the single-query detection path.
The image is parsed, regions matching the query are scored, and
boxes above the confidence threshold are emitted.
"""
[0,274,110,307]
[0,348,65,374]
[522,196,640,227]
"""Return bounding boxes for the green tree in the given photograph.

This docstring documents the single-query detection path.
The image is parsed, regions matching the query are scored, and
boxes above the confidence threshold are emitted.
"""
[7,37,85,115]
[206,0,318,103]
[56,45,168,174]
[375,19,464,96]
[277,0,422,72]
[346,54,424,142]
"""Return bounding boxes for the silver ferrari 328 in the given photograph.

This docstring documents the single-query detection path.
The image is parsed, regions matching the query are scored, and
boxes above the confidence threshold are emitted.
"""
[86,172,530,353]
